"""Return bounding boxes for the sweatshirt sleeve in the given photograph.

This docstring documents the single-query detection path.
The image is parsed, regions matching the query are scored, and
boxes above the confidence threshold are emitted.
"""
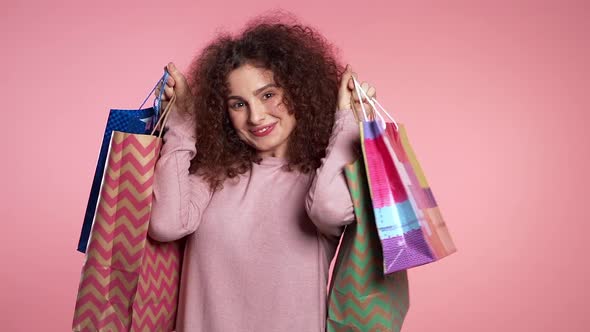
[305,109,360,239]
[148,107,214,242]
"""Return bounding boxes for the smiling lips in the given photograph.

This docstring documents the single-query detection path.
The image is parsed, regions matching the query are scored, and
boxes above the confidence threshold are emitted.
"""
[250,123,277,137]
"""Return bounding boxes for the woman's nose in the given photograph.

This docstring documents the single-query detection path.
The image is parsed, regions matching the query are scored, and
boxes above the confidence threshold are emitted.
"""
[248,102,267,125]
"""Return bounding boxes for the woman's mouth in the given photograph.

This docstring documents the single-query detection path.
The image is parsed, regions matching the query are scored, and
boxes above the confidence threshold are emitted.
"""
[250,123,276,137]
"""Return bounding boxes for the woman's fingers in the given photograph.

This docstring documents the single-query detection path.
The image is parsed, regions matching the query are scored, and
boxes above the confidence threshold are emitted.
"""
[352,81,377,101]
[367,86,376,99]
[164,84,174,99]
[165,75,175,87]
[154,87,163,100]
[154,83,175,101]
[347,71,357,90]
[338,66,379,117]
[361,82,369,92]
[351,80,378,119]
[339,66,353,95]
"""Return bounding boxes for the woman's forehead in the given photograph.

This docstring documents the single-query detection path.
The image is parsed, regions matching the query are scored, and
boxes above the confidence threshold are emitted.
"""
[226,64,277,96]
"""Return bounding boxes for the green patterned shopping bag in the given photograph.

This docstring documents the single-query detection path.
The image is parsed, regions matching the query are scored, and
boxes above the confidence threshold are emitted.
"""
[327,160,410,332]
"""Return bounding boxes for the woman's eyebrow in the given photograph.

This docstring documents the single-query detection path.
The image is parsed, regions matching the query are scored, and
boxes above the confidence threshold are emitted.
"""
[227,83,278,100]
[253,83,278,95]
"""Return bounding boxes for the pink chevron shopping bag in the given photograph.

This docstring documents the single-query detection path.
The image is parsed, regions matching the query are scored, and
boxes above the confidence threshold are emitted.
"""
[351,77,456,275]
[72,83,183,331]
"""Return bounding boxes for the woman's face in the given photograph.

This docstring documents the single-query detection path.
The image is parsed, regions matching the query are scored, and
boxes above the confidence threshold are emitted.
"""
[226,63,296,158]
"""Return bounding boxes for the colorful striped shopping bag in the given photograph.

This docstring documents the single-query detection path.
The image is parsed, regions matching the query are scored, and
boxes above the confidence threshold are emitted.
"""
[352,77,456,274]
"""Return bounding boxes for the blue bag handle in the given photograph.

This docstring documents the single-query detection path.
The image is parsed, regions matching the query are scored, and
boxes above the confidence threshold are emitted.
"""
[136,70,170,124]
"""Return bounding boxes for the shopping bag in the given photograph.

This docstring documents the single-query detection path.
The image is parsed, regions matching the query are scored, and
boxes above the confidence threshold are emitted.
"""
[132,237,183,331]
[72,74,183,331]
[352,77,456,274]
[326,159,409,332]
[77,74,169,253]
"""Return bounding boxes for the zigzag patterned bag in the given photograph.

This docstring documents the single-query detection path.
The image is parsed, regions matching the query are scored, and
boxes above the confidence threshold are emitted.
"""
[77,73,172,254]
[77,107,157,254]
[326,160,410,332]
[72,75,182,332]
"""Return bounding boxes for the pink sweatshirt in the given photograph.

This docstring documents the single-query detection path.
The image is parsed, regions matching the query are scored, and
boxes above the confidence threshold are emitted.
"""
[148,107,360,332]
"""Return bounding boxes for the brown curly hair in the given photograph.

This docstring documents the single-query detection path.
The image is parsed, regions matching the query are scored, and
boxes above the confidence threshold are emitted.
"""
[186,13,344,191]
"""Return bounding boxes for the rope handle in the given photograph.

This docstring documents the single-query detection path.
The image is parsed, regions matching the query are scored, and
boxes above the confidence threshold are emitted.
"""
[150,92,177,138]
[350,76,399,131]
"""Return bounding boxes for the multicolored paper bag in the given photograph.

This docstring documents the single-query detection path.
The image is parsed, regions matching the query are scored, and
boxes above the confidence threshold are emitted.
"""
[326,160,409,332]
[72,87,183,331]
[361,120,456,274]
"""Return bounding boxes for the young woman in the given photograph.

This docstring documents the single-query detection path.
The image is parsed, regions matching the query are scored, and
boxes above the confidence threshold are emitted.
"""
[149,17,377,332]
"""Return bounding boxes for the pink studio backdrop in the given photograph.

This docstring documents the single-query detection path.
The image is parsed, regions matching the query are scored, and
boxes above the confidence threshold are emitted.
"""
[1,1,588,331]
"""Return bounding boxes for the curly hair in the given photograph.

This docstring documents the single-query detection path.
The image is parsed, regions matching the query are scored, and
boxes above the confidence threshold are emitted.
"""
[186,13,344,191]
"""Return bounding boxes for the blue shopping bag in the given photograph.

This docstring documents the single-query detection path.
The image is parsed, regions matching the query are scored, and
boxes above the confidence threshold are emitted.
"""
[77,71,170,253]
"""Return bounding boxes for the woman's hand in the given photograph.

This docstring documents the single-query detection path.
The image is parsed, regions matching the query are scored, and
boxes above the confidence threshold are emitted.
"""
[155,62,195,114]
[337,64,377,120]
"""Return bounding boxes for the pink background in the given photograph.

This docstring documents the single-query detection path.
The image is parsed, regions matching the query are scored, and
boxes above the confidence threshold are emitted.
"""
[1,0,588,330]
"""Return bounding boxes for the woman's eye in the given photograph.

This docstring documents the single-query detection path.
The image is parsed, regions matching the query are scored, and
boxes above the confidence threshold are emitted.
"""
[263,92,274,99]
[232,102,245,109]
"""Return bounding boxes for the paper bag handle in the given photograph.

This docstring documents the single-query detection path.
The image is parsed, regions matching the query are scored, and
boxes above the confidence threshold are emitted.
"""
[350,76,399,131]
[150,92,177,138]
